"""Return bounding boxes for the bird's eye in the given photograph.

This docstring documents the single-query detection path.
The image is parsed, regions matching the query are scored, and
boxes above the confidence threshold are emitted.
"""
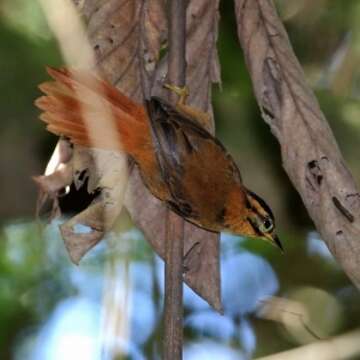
[259,218,273,233]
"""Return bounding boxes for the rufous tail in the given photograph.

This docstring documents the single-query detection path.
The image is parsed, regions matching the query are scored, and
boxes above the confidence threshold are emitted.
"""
[35,67,152,159]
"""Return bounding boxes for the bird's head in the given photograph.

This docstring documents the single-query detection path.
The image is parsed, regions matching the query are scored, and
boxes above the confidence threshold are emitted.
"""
[225,188,283,251]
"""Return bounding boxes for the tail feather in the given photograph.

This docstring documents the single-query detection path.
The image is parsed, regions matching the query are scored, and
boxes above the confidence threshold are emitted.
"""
[40,113,86,134]
[39,81,73,97]
[36,95,80,115]
[40,113,89,145]
[46,67,144,121]
[36,67,152,157]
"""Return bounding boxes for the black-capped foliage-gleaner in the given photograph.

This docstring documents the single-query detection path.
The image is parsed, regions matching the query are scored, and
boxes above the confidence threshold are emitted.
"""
[35,67,282,251]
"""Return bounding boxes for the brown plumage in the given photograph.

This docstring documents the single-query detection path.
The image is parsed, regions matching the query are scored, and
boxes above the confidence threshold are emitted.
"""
[35,67,282,250]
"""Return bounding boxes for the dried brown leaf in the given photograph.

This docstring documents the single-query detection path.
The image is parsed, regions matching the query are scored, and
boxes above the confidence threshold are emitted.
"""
[61,146,128,262]
[34,138,73,217]
[235,0,360,287]
[39,0,141,266]
[60,200,105,264]
[33,166,73,194]
[82,0,222,310]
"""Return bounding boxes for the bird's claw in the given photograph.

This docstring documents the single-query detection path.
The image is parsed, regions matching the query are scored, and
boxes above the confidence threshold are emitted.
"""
[163,83,211,131]
[163,83,189,105]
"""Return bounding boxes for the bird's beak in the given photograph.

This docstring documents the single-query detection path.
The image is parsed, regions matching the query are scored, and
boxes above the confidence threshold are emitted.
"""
[273,234,284,252]
[263,233,284,252]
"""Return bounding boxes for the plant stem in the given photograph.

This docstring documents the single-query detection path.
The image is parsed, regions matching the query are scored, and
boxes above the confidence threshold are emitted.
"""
[163,0,187,359]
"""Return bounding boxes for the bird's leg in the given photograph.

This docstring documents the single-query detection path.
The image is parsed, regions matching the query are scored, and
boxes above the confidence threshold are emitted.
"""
[164,84,212,132]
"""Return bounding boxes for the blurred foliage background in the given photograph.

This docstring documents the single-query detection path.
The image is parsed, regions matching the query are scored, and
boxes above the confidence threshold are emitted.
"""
[1,0,360,359]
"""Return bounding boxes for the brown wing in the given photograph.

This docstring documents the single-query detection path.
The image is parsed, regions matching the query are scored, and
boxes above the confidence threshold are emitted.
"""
[146,97,243,229]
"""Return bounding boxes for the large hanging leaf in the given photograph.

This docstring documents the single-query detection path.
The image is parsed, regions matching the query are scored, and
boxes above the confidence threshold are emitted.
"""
[235,0,360,288]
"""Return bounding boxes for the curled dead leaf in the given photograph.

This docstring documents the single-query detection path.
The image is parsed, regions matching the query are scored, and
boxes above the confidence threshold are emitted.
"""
[235,0,360,288]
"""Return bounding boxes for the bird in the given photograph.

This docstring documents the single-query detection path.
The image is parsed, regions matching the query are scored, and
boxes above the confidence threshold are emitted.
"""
[35,67,282,251]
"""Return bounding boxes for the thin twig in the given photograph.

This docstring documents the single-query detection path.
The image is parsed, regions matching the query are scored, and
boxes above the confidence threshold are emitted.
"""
[163,0,187,359]
[167,0,187,100]
[163,210,185,359]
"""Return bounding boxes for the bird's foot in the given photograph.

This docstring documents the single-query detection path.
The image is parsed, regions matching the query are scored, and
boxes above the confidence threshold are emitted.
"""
[163,83,189,105]
[163,83,212,132]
